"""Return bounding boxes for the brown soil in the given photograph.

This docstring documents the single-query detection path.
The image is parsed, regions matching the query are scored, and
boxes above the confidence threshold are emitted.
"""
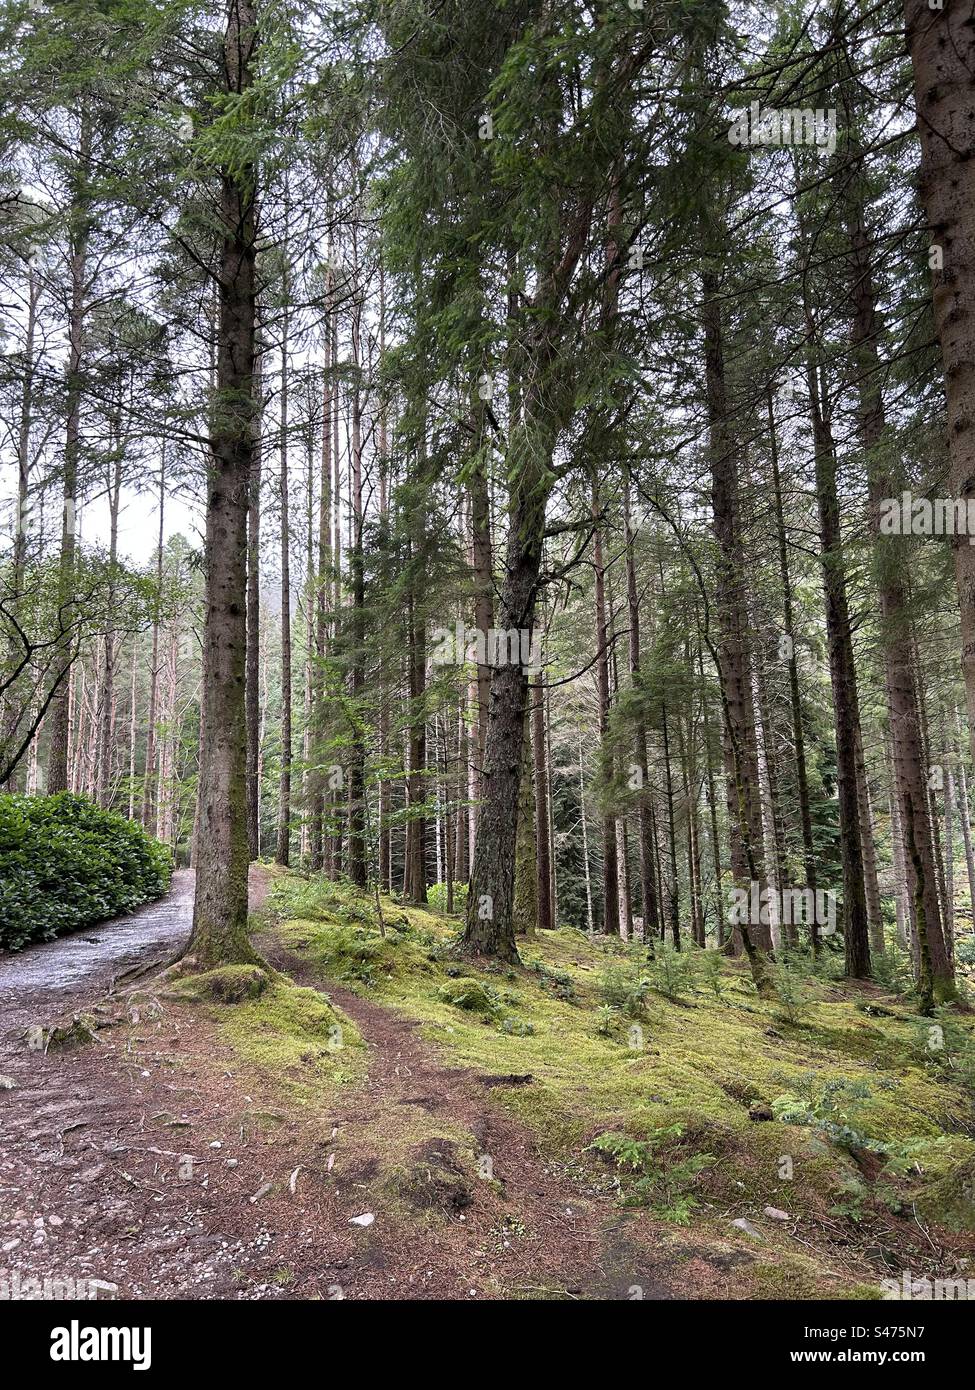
[0,869,698,1300]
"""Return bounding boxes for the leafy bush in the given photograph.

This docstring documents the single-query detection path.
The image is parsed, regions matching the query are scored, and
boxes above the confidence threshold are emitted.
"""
[0,792,172,951]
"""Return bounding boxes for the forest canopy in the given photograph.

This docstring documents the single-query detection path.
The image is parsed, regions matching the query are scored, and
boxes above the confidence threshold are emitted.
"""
[0,0,973,1007]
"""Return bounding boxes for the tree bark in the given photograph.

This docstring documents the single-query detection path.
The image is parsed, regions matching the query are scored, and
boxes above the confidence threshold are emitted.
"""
[48,114,91,794]
[622,473,661,938]
[904,0,975,765]
[347,271,367,887]
[592,482,619,936]
[246,345,263,859]
[532,671,554,932]
[275,294,293,866]
[804,329,871,980]
[701,271,771,991]
[767,387,818,936]
[839,77,952,1001]
[513,705,537,935]
[186,0,263,970]
[142,458,166,829]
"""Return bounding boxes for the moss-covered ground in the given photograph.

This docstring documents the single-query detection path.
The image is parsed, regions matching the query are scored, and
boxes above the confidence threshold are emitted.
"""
[210,869,975,1297]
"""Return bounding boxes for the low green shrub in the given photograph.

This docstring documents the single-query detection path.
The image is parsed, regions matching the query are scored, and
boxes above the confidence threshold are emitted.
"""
[0,792,172,951]
[426,881,468,915]
[599,962,651,1017]
[590,1126,715,1223]
[650,941,695,1001]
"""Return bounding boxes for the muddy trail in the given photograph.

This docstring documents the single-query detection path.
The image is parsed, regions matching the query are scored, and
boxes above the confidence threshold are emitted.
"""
[0,875,703,1300]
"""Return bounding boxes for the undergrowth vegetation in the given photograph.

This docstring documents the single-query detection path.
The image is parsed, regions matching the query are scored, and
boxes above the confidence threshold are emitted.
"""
[0,792,172,950]
[261,875,975,1253]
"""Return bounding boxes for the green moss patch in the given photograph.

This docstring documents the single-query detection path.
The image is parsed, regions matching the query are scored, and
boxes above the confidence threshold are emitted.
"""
[168,964,271,1004]
[211,975,364,1106]
[260,873,975,1290]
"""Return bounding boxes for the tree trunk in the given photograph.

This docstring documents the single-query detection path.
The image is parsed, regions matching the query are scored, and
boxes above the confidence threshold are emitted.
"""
[96,447,122,809]
[460,414,555,960]
[592,482,619,936]
[622,473,661,938]
[275,296,293,867]
[142,458,165,829]
[404,587,428,904]
[513,706,537,935]
[840,101,952,1001]
[48,114,91,794]
[347,274,367,887]
[3,265,40,790]
[767,388,818,935]
[954,710,975,925]
[904,0,975,765]
[803,311,870,980]
[246,346,263,859]
[854,724,885,954]
[185,0,263,970]
[701,272,771,992]
[469,449,493,856]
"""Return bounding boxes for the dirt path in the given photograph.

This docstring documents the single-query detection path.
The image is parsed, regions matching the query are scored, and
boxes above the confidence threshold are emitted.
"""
[0,875,687,1300]
[0,871,195,1036]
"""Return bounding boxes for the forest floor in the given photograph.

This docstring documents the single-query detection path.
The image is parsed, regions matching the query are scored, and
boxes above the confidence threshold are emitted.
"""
[1,869,973,1300]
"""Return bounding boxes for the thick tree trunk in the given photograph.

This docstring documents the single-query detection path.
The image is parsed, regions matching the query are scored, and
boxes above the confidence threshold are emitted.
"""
[186,0,262,970]
[532,672,554,932]
[904,0,975,765]
[839,103,952,1001]
[460,157,594,958]
[460,413,555,960]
